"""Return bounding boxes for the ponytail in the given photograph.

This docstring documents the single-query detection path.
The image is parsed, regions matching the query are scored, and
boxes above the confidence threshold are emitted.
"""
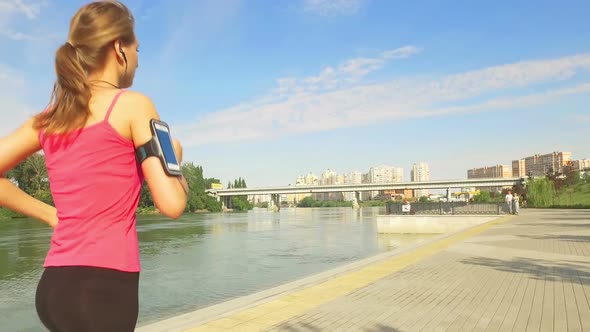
[34,42,92,135]
[33,1,136,135]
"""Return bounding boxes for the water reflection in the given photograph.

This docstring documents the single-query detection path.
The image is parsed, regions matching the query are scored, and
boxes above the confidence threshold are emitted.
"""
[0,219,51,281]
[1,207,435,331]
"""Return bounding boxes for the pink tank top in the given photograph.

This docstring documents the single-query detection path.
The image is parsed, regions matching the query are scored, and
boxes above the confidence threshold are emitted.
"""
[39,90,143,272]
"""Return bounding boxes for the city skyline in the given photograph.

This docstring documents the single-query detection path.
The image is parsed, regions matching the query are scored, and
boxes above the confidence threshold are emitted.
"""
[290,149,586,189]
[0,1,589,187]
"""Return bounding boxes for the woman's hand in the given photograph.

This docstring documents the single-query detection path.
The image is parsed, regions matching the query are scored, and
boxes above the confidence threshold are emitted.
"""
[0,177,58,228]
[172,138,189,197]
[46,208,59,228]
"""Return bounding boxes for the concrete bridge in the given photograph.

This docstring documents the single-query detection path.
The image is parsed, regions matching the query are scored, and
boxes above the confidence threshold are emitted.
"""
[208,177,526,211]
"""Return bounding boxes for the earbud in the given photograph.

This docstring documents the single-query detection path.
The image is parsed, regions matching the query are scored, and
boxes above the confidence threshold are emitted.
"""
[119,46,127,64]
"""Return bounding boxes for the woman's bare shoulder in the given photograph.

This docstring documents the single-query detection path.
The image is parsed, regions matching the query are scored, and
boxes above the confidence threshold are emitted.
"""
[118,90,160,121]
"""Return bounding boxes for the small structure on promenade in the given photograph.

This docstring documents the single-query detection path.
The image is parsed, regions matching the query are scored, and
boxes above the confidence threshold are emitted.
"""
[377,201,505,234]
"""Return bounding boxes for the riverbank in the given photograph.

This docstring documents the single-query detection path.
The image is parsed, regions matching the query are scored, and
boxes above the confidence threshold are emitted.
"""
[0,207,25,219]
[0,207,219,220]
[551,181,590,208]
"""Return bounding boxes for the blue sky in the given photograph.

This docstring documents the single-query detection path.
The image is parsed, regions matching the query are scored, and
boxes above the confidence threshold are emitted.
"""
[0,0,589,187]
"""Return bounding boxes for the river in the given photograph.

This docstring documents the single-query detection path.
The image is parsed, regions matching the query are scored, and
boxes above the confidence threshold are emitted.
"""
[0,207,435,331]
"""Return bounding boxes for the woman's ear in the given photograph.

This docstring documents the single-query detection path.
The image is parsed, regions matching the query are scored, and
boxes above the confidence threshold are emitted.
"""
[112,40,125,62]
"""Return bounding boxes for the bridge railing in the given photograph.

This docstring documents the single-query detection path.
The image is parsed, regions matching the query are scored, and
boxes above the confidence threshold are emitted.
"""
[385,201,504,215]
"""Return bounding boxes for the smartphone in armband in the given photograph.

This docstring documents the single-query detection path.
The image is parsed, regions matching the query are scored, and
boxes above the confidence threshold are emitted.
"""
[135,119,183,177]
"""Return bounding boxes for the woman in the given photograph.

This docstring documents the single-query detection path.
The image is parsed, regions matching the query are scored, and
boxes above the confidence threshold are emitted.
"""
[0,1,188,331]
[512,193,520,215]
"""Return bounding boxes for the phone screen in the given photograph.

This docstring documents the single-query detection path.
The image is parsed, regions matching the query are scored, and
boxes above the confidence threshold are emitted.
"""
[154,126,179,169]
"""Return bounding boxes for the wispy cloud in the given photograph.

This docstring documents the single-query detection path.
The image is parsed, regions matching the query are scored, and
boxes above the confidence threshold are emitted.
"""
[174,51,590,146]
[275,46,420,95]
[303,0,366,16]
[0,0,45,19]
[1,28,34,40]
[0,0,47,43]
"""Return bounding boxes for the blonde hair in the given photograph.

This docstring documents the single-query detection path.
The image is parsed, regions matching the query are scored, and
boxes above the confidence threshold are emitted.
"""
[34,0,135,134]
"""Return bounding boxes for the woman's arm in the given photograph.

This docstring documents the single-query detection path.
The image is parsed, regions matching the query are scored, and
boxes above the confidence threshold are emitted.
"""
[124,92,188,219]
[0,117,58,227]
[0,177,58,227]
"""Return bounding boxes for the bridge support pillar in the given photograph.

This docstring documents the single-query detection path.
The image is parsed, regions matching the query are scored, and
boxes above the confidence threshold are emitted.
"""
[446,188,451,201]
[352,191,361,209]
[268,194,280,212]
[222,196,232,211]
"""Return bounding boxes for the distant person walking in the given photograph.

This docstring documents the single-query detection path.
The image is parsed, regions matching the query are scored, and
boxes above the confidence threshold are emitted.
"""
[505,190,513,214]
[513,194,520,215]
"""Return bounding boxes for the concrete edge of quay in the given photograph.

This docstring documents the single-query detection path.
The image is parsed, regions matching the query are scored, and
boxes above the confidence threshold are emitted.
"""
[135,214,514,332]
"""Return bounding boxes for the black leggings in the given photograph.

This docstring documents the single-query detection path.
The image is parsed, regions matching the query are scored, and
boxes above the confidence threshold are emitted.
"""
[35,266,140,332]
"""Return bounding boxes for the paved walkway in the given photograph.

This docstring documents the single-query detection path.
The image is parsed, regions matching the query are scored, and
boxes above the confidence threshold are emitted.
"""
[141,209,590,332]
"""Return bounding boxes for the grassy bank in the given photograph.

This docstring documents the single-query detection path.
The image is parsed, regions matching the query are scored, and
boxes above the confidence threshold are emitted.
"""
[0,206,211,221]
[0,208,25,220]
[551,181,590,208]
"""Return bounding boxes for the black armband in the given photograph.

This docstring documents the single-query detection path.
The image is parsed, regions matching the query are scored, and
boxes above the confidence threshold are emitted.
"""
[134,119,183,177]
[135,137,160,165]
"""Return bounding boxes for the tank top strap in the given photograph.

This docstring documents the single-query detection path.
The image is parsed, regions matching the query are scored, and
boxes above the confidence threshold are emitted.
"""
[104,89,127,122]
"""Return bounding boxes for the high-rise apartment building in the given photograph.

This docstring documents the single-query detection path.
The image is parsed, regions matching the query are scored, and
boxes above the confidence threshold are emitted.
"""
[303,172,319,186]
[573,159,590,171]
[467,165,512,179]
[318,169,342,201]
[343,171,363,201]
[321,169,338,185]
[467,164,512,192]
[512,159,526,177]
[368,165,392,184]
[392,167,404,183]
[290,173,318,203]
[361,173,371,200]
[345,171,363,185]
[512,151,572,177]
[411,162,430,198]
[367,165,404,199]
[295,176,306,186]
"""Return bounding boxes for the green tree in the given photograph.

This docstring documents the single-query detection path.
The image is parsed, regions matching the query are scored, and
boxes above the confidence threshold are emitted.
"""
[7,153,53,205]
[564,171,581,187]
[527,177,555,207]
[2,153,238,215]
[227,177,253,211]
[139,182,154,208]
[203,195,222,212]
[473,191,491,203]
[297,196,315,207]
[181,163,204,211]
[204,178,221,189]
